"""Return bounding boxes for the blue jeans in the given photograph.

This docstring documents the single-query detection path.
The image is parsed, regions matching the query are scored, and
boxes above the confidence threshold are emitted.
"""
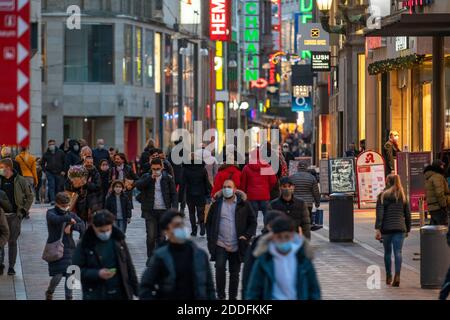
[115,219,128,234]
[250,200,269,225]
[46,172,63,203]
[382,233,405,276]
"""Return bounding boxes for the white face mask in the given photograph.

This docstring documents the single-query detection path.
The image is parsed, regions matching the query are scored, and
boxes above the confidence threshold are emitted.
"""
[96,230,112,242]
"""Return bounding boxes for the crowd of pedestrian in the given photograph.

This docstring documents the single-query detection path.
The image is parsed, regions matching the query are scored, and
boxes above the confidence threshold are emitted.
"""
[0,134,449,301]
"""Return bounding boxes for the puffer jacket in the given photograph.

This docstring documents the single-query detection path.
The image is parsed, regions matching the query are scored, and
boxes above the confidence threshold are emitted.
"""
[240,162,277,201]
[424,165,450,212]
[15,151,38,185]
[375,193,411,234]
[211,164,241,196]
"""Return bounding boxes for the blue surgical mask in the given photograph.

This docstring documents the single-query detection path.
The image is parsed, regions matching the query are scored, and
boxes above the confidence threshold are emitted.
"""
[223,187,234,199]
[96,230,112,242]
[173,228,189,243]
[275,241,292,254]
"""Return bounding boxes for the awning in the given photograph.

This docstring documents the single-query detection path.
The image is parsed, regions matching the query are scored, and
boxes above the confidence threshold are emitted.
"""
[364,13,450,37]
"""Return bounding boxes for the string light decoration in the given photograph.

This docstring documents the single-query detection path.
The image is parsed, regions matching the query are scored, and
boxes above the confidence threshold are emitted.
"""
[368,54,426,75]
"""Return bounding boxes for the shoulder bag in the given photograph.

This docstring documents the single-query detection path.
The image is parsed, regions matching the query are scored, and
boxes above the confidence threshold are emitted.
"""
[42,223,66,263]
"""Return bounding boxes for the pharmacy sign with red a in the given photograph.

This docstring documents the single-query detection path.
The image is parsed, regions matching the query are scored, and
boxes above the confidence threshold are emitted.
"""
[0,0,30,147]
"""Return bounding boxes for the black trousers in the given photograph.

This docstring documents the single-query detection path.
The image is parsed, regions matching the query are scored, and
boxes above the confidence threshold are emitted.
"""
[187,203,205,232]
[215,246,241,300]
[144,210,166,258]
[429,208,449,226]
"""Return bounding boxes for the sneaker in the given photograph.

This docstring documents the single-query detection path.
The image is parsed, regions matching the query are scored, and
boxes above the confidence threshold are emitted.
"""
[7,267,16,276]
[0,264,4,276]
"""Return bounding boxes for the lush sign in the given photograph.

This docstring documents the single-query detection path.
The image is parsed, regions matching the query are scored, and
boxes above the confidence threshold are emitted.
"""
[244,1,260,82]
[311,52,331,71]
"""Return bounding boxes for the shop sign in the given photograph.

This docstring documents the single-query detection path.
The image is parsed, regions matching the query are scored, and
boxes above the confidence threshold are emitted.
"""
[395,37,408,51]
[294,0,314,59]
[244,0,260,82]
[311,52,331,71]
[209,0,231,42]
[402,0,433,13]
[329,158,356,194]
[356,151,386,209]
[296,23,329,53]
[292,96,312,112]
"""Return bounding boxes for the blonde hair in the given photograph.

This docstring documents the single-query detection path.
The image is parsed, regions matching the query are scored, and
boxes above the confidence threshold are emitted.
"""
[381,174,406,204]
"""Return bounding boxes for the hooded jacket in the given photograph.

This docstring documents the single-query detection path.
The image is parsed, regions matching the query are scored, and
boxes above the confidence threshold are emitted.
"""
[72,226,138,300]
[211,164,242,197]
[245,233,320,300]
[240,162,277,201]
[424,164,450,212]
[64,140,81,173]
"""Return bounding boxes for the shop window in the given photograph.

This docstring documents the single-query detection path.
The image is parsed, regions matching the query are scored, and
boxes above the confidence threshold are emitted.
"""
[123,24,133,84]
[64,24,114,83]
[145,30,154,87]
[135,27,143,86]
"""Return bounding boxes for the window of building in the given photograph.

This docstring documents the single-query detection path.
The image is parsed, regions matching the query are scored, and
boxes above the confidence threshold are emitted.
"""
[135,27,143,86]
[123,24,133,84]
[64,24,114,83]
[41,23,46,83]
[145,30,154,87]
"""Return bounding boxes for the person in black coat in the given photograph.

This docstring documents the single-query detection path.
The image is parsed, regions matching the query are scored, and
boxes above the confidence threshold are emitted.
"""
[64,140,81,173]
[45,193,84,300]
[139,210,216,300]
[92,139,110,168]
[135,158,177,258]
[269,177,311,239]
[41,140,66,204]
[205,179,257,300]
[83,156,103,213]
[105,180,132,234]
[139,139,156,175]
[180,159,212,237]
[99,159,111,205]
[72,210,138,300]
[167,140,185,213]
[110,153,138,182]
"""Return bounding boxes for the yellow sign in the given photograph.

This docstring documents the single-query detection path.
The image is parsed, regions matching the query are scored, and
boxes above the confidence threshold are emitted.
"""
[311,28,320,38]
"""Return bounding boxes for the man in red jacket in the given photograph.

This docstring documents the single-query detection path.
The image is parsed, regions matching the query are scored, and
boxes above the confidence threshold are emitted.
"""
[240,150,277,225]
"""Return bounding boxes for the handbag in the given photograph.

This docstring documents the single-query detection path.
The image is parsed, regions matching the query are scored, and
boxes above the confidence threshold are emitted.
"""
[42,223,66,263]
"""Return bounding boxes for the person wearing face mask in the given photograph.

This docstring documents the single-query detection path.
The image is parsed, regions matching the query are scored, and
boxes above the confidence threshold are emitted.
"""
[269,177,311,240]
[105,181,132,234]
[383,131,400,177]
[92,139,110,168]
[206,179,257,300]
[139,209,216,300]
[135,158,177,258]
[64,139,81,174]
[0,159,33,276]
[282,143,295,168]
[98,160,111,205]
[73,210,138,300]
[0,146,22,176]
[41,140,66,205]
[246,216,321,300]
[83,156,103,214]
[45,192,84,300]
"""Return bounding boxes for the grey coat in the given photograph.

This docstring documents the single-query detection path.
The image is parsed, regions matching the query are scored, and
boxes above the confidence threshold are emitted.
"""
[290,170,321,207]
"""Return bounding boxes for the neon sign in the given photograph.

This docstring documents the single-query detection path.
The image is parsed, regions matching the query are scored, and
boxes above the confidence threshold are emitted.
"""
[244,0,260,82]
[295,0,314,59]
[209,0,231,41]
[402,0,433,13]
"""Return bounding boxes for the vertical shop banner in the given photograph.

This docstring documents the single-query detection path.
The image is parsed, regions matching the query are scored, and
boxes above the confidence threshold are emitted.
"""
[243,0,260,82]
[356,151,386,209]
[209,0,231,42]
[0,0,30,146]
[329,158,356,194]
[408,152,432,212]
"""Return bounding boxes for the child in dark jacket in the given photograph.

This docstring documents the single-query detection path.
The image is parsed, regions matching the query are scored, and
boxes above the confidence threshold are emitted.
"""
[105,180,132,234]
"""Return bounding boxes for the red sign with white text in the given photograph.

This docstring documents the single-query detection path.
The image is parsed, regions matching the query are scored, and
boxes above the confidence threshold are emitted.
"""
[209,0,231,42]
[0,0,30,147]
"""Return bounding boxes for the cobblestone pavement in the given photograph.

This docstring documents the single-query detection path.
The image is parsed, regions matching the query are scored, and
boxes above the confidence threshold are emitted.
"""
[0,203,441,300]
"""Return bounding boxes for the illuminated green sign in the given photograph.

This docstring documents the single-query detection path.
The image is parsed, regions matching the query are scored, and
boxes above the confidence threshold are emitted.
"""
[244,1,260,82]
[299,0,313,59]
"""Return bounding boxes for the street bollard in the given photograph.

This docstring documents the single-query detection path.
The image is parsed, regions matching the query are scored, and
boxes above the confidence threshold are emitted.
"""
[420,225,450,289]
[329,193,354,242]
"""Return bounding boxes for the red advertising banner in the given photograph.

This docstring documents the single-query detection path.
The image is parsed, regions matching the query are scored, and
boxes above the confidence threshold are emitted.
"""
[209,0,231,42]
[0,0,30,147]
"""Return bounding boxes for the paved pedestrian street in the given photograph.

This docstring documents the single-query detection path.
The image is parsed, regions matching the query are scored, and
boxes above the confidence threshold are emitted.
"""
[0,203,440,300]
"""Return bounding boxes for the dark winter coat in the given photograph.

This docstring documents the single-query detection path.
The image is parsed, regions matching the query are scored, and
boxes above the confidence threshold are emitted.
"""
[46,207,84,276]
[85,167,103,212]
[0,191,11,247]
[375,194,411,234]
[211,165,242,197]
[92,148,110,168]
[206,193,257,262]
[240,162,277,201]
[135,172,177,217]
[383,140,399,176]
[139,241,216,300]
[269,196,311,239]
[64,179,89,222]
[72,226,138,300]
[179,163,211,206]
[64,140,81,173]
[245,234,320,300]
[290,169,321,207]
[424,164,450,212]
[99,170,111,203]
[42,148,66,175]
[105,193,133,220]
